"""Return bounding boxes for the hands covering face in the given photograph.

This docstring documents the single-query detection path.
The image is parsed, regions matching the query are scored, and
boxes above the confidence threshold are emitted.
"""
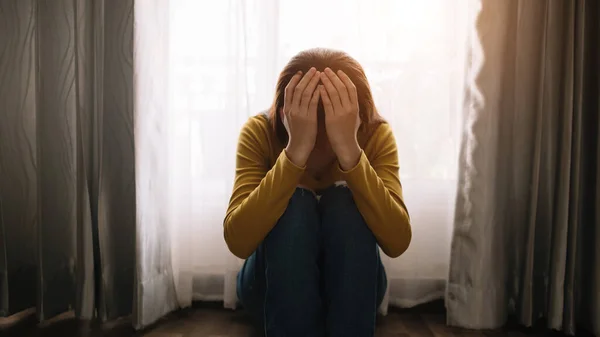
[318,68,361,169]
[283,67,361,170]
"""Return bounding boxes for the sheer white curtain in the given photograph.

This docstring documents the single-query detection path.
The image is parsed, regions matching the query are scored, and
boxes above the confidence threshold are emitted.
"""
[166,0,473,312]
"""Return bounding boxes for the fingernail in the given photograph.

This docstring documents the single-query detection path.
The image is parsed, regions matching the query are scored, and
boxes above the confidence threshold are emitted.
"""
[296,71,302,75]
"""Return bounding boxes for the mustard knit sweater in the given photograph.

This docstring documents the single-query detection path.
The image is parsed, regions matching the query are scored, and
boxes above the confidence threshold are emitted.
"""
[224,114,411,259]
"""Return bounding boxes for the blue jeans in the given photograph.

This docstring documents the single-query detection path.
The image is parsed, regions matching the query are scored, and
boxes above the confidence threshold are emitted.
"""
[237,186,387,337]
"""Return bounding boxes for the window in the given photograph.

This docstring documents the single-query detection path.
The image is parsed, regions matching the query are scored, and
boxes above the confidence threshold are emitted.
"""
[166,0,471,308]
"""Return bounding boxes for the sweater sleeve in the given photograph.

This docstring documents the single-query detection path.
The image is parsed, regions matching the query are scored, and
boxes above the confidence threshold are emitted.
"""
[224,117,305,259]
[338,123,412,258]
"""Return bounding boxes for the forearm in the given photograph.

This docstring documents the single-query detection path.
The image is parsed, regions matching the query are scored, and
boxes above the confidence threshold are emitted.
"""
[224,151,304,258]
[341,151,412,257]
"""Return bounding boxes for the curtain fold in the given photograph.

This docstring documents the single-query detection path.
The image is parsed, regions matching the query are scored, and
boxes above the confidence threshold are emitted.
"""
[448,0,600,335]
[0,0,39,317]
[133,0,179,329]
[0,0,138,324]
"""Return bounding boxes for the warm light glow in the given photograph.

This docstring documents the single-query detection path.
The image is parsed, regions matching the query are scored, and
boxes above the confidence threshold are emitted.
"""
[166,0,471,307]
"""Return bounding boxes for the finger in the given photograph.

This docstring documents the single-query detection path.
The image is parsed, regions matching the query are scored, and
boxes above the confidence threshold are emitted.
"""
[284,71,303,110]
[337,70,358,106]
[291,67,317,108]
[308,85,321,115]
[320,71,343,111]
[300,70,321,111]
[324,68,351,108]
[319,85,334,116]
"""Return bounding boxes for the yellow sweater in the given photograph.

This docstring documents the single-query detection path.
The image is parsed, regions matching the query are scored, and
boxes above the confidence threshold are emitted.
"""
[224,114,411,259]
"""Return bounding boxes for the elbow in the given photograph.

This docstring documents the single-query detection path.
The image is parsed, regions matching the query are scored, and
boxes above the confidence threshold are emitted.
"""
[383,219,412,258]
[223,217,253,259]
[227,242,253,260]
[224,230,253,259]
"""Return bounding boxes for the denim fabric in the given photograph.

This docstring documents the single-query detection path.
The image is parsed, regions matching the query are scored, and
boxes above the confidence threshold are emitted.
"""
[237,186,387,337]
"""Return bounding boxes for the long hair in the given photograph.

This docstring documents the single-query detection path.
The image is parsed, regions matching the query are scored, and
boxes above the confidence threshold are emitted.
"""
[268,48,384,144]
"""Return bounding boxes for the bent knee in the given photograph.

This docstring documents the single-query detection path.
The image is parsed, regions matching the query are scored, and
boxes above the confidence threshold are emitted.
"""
[265,187,319,247]
[319,186,376,244]
[319,184,354,209]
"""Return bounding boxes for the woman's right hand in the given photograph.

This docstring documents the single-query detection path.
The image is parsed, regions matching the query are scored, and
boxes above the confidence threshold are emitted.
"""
[282,67,321,167]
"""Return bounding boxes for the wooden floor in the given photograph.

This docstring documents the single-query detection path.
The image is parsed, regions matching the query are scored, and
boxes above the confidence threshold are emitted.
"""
[1,301,585,337]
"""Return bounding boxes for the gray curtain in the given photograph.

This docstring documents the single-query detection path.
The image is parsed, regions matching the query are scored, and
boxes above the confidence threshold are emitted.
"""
[0,0,140,324]
[447,0,599,335]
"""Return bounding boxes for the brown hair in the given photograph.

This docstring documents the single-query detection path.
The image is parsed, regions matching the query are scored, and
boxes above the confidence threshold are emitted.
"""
[268,48,384,144]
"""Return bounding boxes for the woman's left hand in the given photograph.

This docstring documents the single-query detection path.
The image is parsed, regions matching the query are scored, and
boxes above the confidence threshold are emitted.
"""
[319,68,362,170]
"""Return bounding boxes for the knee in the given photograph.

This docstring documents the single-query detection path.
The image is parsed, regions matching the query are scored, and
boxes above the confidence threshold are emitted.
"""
[264,187,320,254]
[319,182,354,210]
[320,185,376,247]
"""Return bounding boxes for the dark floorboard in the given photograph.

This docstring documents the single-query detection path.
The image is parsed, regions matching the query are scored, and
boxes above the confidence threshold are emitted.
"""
[0,301,593,337]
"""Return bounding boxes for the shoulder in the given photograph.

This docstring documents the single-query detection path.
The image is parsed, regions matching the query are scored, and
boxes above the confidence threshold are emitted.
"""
[370,122,394,139]
[237,112,273,155]
[241,113,271,136]
[364,122,395,147]
[363,122,398,160]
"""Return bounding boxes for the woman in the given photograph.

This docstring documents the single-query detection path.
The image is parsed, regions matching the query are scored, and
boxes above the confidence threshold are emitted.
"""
[224,48,411,336]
